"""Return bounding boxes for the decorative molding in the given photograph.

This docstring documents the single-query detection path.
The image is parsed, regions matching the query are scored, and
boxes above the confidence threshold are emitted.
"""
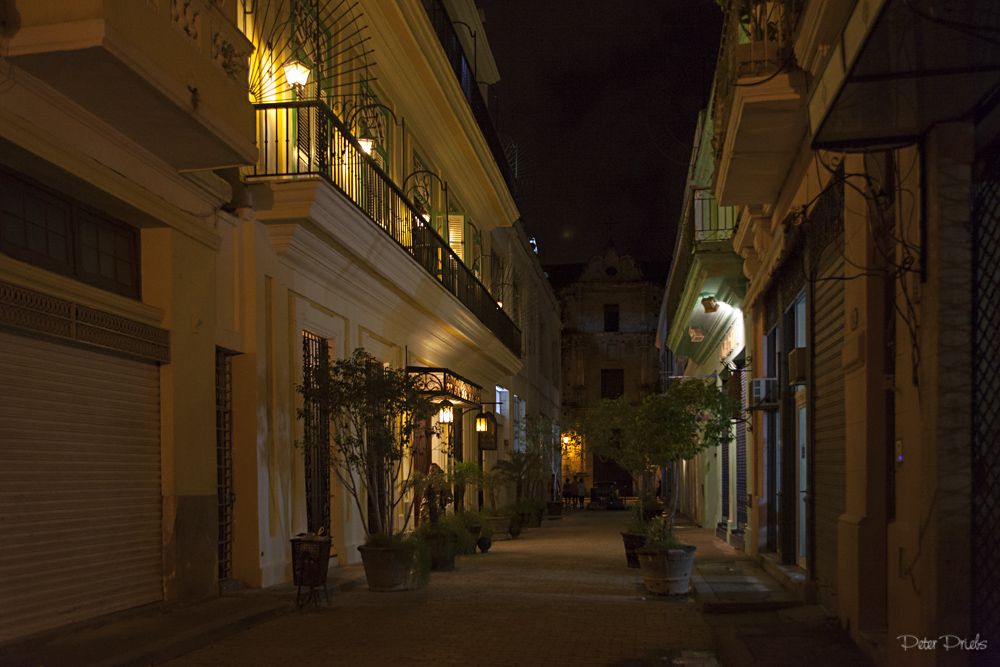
[172,0,201,45]
[0,280,170,363]
[212,26,247,85]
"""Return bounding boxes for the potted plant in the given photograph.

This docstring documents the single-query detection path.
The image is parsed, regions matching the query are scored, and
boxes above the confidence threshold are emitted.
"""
[480,468,512,540]
[296,348,433,591]
[621,494,663,568]
[519,414,564,517]
[578,379,737,593]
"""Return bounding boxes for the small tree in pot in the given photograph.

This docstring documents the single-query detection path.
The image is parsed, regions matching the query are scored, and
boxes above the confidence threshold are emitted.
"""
[579,379,737,591]
[297,348,433,591]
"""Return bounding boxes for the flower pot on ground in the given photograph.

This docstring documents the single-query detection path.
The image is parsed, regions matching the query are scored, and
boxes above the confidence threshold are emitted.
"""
[546,500,563,517]
[358,533,430,592]
[621,532,646,569]
[483,514,511,541]
[416,513,474,569]
[508,499,545,529]
[635,516,696,595]
[637,546,697,595]
[621,494,664,568]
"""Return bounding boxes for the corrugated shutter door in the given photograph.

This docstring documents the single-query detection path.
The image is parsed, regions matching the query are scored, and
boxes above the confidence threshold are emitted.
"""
[811,241,846,610]
[0,331,162,643]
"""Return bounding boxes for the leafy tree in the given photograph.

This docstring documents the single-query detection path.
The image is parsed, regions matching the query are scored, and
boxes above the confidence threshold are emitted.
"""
[297,348,433,539]
[578,379,738,540]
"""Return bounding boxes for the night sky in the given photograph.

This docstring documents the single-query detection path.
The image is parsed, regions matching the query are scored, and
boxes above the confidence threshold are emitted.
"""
[475,1,724,267]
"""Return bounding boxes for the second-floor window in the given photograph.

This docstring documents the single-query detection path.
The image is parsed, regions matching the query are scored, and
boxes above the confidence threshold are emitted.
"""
[0,168,140,299]
[604,304,620,332]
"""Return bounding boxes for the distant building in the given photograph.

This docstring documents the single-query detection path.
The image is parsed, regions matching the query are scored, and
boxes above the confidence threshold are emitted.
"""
[549,246,664,496]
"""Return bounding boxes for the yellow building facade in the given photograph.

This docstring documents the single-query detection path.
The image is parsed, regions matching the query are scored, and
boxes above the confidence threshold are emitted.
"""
[0,0,559,644]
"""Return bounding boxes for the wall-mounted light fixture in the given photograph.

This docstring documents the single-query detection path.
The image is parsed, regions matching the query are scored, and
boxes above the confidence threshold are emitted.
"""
[283,61,311,88]
[701,296,719,313]
[689,327,705,342]
[438,400,454,424]
[357,128,375,155]
[475,411,488,432]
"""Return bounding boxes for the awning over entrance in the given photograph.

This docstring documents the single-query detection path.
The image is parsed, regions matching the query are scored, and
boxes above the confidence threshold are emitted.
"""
[406,366,482,409]
[809,0,1000,148]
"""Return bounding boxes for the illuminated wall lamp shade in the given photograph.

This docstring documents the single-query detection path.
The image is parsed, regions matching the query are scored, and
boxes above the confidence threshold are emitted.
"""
[438,400,454,424]
[701,296,719,313]
[689,327,705,342]
[357,135,375,155]
[475,412,488,432]
[283,61,311,87]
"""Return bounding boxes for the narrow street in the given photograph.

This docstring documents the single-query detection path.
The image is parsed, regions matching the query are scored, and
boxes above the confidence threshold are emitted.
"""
[159,510,871,667]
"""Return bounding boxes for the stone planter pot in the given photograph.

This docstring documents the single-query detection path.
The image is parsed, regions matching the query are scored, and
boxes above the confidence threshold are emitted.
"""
[423,532,458,571]
[466,524,483,540]
[524,512,542,528]
[357,544,411,592]
[637,546,696,595]
[485,516,511,540]
[621,532,646,569]
[546,501,563,517]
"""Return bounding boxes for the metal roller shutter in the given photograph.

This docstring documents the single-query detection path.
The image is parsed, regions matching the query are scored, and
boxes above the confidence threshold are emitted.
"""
[811,241,846,611]
[0,330,162,643]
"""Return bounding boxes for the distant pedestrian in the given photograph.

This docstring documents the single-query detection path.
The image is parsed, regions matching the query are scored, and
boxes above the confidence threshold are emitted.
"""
[577,478,587,509]
[563,478,573,507]
[655,479,662,499]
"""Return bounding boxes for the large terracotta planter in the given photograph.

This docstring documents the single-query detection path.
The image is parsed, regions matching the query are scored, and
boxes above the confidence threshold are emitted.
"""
[485,516,511,541]
[637,546,696,595]
[621,532,646,569]
[357,544,411,592]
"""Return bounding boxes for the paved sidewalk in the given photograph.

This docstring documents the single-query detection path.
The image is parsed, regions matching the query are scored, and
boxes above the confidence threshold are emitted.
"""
[0,566,366,667]
[0,509,875,667]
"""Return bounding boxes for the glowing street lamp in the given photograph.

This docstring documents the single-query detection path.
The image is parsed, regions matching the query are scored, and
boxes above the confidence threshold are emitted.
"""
[283,61,311,88]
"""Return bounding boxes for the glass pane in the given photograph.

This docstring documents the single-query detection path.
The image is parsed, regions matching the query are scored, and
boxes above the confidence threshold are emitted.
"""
[26,221,46,254]
[1,216,25,247]
[80,245,99,273]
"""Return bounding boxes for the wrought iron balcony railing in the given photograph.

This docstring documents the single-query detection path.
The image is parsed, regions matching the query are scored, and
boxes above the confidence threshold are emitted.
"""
[694,190,737,243]
[663,205,695,336]
[711,0,802,174]
[248,100,521,357]
[419,0,517,195]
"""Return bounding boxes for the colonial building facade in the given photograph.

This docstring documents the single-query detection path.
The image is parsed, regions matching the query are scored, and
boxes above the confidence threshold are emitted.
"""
[661,1,1000,665]
[0,0,559,644]
[554,247,663,496]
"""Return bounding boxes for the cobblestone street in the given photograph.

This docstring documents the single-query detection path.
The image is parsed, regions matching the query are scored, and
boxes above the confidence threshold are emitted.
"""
[163,510,716,667]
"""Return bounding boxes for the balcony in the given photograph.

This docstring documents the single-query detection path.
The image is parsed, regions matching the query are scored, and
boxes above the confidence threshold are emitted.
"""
[249,101,521,357]
[712,0,808,207]
[6,0,256,171]
[664,190,744,364]
[419,0,517,195]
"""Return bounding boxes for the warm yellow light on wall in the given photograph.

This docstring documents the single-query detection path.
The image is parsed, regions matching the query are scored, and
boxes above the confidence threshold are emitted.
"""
[283,61,311,87]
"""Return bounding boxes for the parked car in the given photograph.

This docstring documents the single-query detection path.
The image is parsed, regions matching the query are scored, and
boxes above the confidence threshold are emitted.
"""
[588,481,626,510]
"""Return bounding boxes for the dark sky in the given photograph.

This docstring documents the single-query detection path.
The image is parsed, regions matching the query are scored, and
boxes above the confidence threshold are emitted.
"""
[475,1,723,266]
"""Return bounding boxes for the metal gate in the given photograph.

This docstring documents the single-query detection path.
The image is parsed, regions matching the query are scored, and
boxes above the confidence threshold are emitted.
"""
[971,152,1000,653]
[216,349,235,583]
[302,332,331,535]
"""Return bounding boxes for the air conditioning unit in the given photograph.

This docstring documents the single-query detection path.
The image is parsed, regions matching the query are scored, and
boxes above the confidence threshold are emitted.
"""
[751,378,778,406]
[787,347,807,386]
